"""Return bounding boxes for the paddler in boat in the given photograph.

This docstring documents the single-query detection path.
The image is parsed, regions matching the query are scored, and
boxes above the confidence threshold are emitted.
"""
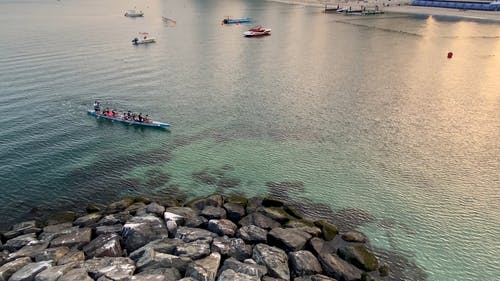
[145,114,152,123]
[138,113,144,122]
[93,101,102,114]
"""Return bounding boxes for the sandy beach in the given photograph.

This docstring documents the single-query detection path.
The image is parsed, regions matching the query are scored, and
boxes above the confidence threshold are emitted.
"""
[269,0,500,21]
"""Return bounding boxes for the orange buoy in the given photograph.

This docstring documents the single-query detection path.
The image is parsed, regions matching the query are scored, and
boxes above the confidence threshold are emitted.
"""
[447,52,453,59]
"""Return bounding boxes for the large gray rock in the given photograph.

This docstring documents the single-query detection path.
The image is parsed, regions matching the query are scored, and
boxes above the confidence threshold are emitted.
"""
[223,203,246,222]
[186,195,224,210]
[34,263,75,281]
[285,221,322,237]
[217,269,260,281]
[164,207,198,223]
[97,212,132,226]
[49,228,92,249]
[252,244,289,280]
[38,223,77,242]
[106,198,135,213]
[174,241,211,260]
[6,242,49,262]
[2,221,41,240]
[239,213,280,230]
[34,247,70,264]
[8,260,52,281]
[207,219,237,237]
[341,231,368,243]
[200,206,227,220]
[218,257,267,279]
[131,268,181,281]
[337,245,378,271]
[146,203,165,217]
[2,233,39,252]
[308,238,328,256]
[0,257,32,281]
[268,228,312,252]
[59,268,93,281]
[56,251,84,266]
[293,274,338,281]
[73,213,102,227]
[237,225,268,244]
[211,237,252,261]
[129,238,183,261]
[259,207,291,224]
[84,257,135,281]
[185,252,221,281]
[317,253,362,281]
[95,224,123,236]
[184,216,208,229]
[122,215,168,252]
[83,233,122,258]
[288,251,322,277]
[175,227,217,243]
[136,248,191,273]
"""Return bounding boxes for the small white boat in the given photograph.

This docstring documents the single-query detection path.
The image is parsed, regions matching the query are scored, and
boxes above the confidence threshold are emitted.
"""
[124,10,144,17]
[132,33,156,45]
[243,26,271,37]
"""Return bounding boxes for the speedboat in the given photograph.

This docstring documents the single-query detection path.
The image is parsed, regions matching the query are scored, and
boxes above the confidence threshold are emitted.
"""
[132,33,156,45]
[124,10,144,17]
[243,26,271,37]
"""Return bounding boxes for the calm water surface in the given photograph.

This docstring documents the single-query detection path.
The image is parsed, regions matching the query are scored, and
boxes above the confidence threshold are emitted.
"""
[0,0,499,280]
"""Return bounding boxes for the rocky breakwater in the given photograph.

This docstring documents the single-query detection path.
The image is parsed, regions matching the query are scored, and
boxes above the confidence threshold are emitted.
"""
[0,194,389,281]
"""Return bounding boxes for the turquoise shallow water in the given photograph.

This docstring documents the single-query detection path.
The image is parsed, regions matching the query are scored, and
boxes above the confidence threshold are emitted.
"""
[0,0,499,280]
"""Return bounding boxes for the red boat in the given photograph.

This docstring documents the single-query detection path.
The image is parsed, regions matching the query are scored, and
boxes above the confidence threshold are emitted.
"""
[243,26,271,37]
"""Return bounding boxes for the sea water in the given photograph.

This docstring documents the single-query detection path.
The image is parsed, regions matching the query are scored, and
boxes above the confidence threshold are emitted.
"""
[0,0,498,280]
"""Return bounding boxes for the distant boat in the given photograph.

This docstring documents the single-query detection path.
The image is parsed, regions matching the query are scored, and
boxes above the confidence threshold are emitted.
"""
[243,26,271,37]
[124,10,144,17]
[132,32,156,45]
[162,16,177,26]
[87,110,170,129]
[222,17,252,24]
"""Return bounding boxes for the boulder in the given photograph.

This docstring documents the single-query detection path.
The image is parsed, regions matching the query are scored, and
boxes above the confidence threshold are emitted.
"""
[313,221,338,241]
[211,237,252,261]
[1,233,39,252]
[259,207,291,224]
[185,195,224,210]
[8,260,52,281]
[217,269,260,281]
[2,221,41,240]
[223,203,246,222]
[184,216,208,229]
[236,225,268,244]
[252,244,289,280]
[106,198,135,213]
[135,248,191,274]
[207,219,237,237]
[56,251,85,266]
[84,257,135,281]
[284,220,321,237]
[35,247,70,264]
[6,242,49,262]
[293,274,337,281]
[122,215,168,252]
[288,250,322,277]
[164,207,198,223]
[317,253,362,281]
[175,227,216,243]
[38,223,76,242]
[46,211,77,225]
[146,203,165,217]
[59,268,93,281]
[341,231,368,243]
[82,233,122,258]
[218,257,267,279]
[283,205,304,220]
[308,238,327,256]
[224,195,248,207]
[174,240,211,260]
[0,257,32,281]
[126,203,147,216]
[200,206,227,220]
[239,213,280,230]
[131,268,181,281]
[34,263,75,281]
[97,212,132,226]
[129,238,183,261]
[337,245,378,271]
[86,203,104,214]
[185,252,221,281]
[73,213,102,227]
[268,228,312,252]
[95,224,123,236]
[49,228,92,249]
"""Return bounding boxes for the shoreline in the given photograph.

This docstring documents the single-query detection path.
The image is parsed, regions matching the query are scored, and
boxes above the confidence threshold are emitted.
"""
[0,194,394,280]
[268,0,500,21]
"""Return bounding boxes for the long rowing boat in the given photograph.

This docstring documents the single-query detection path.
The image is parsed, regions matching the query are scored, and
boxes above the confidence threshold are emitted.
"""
[87,110,170,129]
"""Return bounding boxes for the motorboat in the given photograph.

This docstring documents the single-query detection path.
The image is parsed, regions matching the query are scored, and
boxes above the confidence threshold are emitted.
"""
[132,33,156,45]
[124,10,144,17]
[243,26,271,37]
